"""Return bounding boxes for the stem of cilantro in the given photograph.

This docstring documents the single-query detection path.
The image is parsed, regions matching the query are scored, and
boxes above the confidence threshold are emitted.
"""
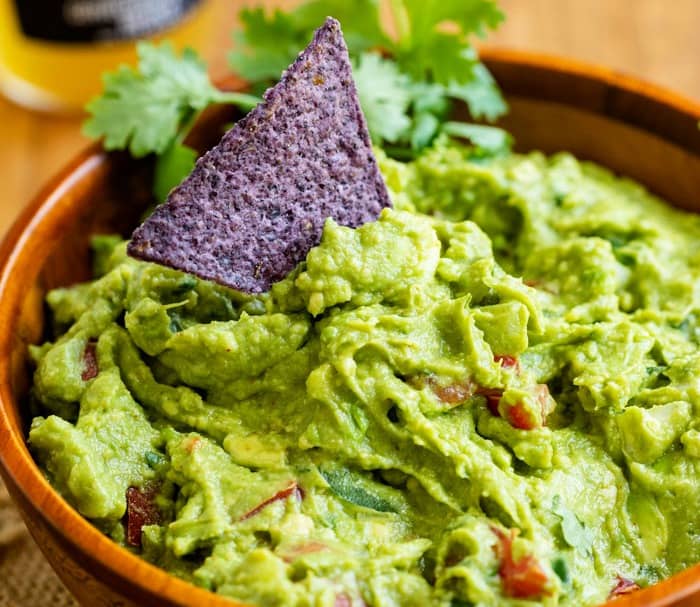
[175,108,200,145]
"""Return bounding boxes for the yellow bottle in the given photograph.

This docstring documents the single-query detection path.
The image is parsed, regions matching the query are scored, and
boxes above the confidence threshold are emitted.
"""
[0,0,224,113]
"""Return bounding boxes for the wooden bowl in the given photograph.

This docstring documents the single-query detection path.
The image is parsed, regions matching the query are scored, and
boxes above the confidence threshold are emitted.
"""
[1,49,699,607]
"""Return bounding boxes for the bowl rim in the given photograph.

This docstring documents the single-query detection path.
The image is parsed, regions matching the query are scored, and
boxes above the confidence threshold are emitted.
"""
[481,46,700,150]
[0,47,699,607]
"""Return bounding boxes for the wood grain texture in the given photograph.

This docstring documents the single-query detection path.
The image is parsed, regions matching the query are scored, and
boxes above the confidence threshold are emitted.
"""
[1,0,700,238]
[490,0,700,99]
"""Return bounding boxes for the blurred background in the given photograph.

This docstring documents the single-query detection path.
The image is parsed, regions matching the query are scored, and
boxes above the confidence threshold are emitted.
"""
[0,0,699,605]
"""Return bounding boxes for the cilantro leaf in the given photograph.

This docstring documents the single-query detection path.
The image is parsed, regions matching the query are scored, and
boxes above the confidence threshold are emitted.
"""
[320,467,404,513]
[87,0,512,200]
[447,59,507,121]
[387,0,508,121]
[229,1,387,83]
[552,495,594,554]
[290,0,388,53]
[396,0,504,44]
[401,34,479,86]
[389,0,504,81]
[411,112,442,150]
[228,9,303,82]
[552,556,570,584]
[442,122,512,155]
[153,143,197,202]
[352,53,413,143]
[84,42,259,199]
[229,0,508,156]
[412,82,451,116]
[84,43,221,157]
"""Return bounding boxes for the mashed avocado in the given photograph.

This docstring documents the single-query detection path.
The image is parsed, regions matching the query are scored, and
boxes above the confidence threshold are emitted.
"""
[29,142,700,606]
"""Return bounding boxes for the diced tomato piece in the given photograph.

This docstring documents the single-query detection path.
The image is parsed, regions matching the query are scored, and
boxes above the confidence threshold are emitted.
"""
[334,593,352,607]
[535,384,555,420]
[608,575,640,599]
[523,279,559,294]
[484,383,553,430]
[432,380,475,404]
[478,387,503,415]
[410,375,475,405]
[280,541,328,563]
[240,481,302,521]
[508,402,537,430]
[492,527,549,599]
[184,436,202,454]
[125,483,161,547]
[334,594,366,607]
[414,369,552,433]
[494,355,520,371]
[81,340,99,381]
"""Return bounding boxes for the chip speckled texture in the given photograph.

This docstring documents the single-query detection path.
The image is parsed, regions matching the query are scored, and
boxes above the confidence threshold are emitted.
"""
[128,17,392,293]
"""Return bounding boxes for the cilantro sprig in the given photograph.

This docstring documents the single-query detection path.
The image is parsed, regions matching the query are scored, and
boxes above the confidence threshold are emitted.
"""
[84,1,510,200]
[230,0,509,156]
[83,42,259,200]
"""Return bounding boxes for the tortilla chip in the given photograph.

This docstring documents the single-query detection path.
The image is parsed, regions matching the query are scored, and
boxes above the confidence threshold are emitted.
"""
[128,17,392,293]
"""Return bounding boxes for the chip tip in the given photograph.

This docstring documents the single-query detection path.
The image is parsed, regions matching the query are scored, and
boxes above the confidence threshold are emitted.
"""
[127,16,390,294]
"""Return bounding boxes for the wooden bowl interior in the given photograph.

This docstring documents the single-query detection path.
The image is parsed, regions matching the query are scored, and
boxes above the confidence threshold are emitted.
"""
[1,51,700,607]
[5,155,148,430]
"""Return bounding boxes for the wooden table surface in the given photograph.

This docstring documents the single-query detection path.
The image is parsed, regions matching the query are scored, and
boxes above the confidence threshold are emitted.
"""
[2,0,699,236]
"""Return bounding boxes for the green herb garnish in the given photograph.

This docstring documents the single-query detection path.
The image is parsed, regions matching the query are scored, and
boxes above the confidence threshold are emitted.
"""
[552,495,594,554]
[83,1,510,199]
[552,556,570,584]
[320,466,405,513]
[83,42,259,200]
[230,0,509,155]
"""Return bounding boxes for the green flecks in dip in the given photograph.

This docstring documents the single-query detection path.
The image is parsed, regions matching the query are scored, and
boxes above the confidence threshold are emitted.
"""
[29,142,700,606]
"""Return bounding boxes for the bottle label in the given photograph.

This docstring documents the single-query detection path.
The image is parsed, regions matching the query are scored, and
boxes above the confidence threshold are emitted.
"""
[14,0,201,42]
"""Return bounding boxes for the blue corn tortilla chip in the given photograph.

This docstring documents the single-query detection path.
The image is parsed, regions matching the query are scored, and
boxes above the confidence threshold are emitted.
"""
[127,17,392,293]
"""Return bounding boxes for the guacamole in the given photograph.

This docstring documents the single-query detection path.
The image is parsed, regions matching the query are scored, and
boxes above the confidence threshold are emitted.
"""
[29,142,700,607]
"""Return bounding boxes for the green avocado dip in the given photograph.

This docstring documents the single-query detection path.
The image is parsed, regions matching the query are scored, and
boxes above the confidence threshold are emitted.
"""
[28,141,700,606]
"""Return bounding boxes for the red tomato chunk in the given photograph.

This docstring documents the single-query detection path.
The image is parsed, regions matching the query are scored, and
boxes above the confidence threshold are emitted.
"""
[81,340,99,381]
[494,354,519,371]
[125,483,161,548]
[492,527,549,599]
[608,575,640,599]
[239,481,302,521]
